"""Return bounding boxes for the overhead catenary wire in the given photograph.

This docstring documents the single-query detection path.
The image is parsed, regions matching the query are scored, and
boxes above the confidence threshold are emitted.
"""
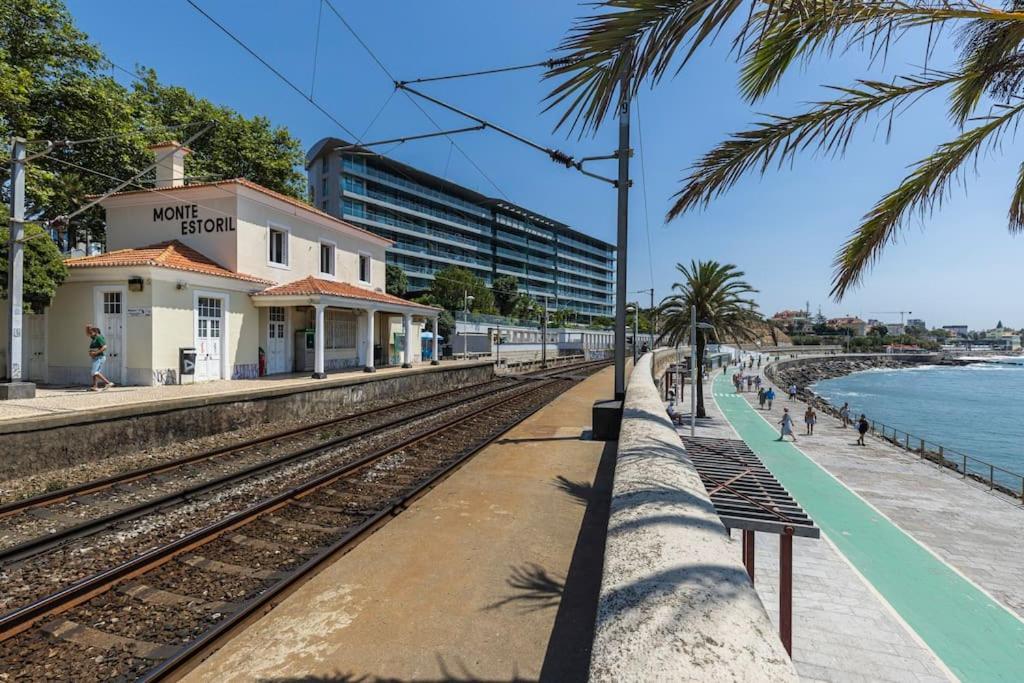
[319,0,510,200]
[185,0,360,141]
[400,57,579,85]
[635,95,656,294]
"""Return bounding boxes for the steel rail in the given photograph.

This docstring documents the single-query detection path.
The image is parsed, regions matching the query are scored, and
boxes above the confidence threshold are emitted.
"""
[0,376,564,644]
[0,378,547,566]
[142,372,573,681]
[0,378,510,520]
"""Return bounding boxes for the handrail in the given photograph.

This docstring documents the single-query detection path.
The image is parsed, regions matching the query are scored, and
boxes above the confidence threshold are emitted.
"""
[865,418,1024,501]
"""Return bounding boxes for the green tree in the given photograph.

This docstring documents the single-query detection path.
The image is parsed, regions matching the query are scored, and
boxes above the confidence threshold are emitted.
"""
[0,224,68,312]
[511,293,539,321]
[428,266,495,314]
[870,325,889,338]
[385,264,408,297]
[492,275,519,316]
[590,315,614,329]
[1,0,305,250]
[657,261,760,417]
[545,0,1024,299]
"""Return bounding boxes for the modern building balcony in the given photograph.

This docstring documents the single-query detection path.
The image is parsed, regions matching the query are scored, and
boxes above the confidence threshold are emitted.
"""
[346,212,488,253]
[344,158,491,219]
[344,182,493,235]
[558,234,614,259]
[391,243,493,273]
[558,249,614,270]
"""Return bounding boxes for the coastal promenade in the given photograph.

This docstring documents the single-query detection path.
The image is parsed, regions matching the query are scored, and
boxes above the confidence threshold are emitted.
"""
[711,367,1024,682]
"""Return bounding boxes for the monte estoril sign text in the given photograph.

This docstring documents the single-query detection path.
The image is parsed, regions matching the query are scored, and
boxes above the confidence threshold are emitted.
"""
[154,204,235,235]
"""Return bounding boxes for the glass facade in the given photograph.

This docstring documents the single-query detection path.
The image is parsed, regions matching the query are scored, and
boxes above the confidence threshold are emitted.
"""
[310,144,615,322]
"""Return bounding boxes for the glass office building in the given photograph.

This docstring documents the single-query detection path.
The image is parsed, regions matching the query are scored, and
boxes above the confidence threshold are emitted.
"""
[306,138,615,322]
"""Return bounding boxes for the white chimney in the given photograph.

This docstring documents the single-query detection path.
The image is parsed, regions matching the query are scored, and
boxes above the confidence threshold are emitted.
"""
[149,141,191,189]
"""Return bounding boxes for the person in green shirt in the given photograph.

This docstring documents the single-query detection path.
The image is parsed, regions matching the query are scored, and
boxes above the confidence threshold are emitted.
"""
[87,324,114,391]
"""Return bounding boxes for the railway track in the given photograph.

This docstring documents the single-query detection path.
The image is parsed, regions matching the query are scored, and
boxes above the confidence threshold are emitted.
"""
[0,360,608,681]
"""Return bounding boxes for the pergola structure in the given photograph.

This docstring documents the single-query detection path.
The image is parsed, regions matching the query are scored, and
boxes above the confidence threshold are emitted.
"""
[682,435,819,655]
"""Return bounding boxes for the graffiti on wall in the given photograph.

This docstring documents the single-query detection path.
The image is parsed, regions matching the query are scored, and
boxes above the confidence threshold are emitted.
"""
[232,363,259,380]
[152,368,178,385]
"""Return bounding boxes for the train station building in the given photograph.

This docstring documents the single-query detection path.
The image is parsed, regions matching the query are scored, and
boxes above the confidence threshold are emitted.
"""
[8,143,441,386]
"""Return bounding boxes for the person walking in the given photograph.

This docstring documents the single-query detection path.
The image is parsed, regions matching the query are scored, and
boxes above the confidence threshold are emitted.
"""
[757,387,766,409]
[857,414,869,446]
[765,387,775,410]
[754,375,762,390]
[777,408,797,441]
[86,324,114,391]
[788,384,798,400]
[839,402,850,428]
[804,406,817,435]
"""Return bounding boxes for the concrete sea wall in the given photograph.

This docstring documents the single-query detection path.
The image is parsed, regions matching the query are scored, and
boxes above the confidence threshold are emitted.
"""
[0,363,494,478]
[589,352,797,681]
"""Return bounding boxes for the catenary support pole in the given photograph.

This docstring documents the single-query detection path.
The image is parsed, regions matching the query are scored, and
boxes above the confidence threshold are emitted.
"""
[363,308,376,372]
[431,316,440,365]
[613,54,631,400]
[6,138,30,392]
[312,303,326,379]
[541,295,548,369]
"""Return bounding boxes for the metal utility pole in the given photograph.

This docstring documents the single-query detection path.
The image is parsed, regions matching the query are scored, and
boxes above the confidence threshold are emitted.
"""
[613,57,631,400]
[690,304,697,437]
[462,291,474,360]
[541,295,549,369]
[5,138,32,397]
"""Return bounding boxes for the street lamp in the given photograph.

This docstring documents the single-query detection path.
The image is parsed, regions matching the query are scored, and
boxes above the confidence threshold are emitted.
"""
[690,304,716,437]
[462,292,474,359]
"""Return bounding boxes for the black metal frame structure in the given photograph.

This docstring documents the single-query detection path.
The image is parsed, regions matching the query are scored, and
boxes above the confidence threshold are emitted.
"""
[682,436,819,656]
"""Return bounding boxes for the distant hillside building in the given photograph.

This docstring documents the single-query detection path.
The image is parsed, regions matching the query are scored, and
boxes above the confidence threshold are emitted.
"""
[943,325,968,337]
[827,316,868,336]
[906,318,927,332]
[771,309,811,334]
[305,139,615,323]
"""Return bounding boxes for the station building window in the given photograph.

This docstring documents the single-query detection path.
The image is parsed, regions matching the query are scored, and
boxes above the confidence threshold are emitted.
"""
[319,240,335,276]
[358,253,371,284]
[268,225,289,266]
[325,310,356,349]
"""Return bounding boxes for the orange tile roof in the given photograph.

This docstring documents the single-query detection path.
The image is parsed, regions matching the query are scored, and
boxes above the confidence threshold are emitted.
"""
[65,240,272,284]
[255,276,439,311]
[91,178,392,246]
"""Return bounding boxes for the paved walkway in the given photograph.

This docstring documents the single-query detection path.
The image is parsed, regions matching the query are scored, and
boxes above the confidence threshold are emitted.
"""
[712,370,1024,682]
[0,360,489,425]
[681,377,949,683]
[183,367,614,682]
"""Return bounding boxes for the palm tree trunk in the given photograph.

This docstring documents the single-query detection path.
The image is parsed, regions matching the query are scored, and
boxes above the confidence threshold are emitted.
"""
[695,334,707,418]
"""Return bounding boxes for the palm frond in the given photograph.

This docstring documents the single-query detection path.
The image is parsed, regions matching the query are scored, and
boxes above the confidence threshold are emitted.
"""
[1009,160,1024,233]
[831,99,1024,298]
[667,72,959,219]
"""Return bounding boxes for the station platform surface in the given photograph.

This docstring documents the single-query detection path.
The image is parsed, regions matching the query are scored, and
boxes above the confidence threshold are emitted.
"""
[184,365,614,682]
[0,360,490,427]
[711,370,1024,682]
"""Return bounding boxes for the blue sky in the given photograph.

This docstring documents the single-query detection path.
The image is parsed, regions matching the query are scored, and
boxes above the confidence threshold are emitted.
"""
[66,0,1022,330]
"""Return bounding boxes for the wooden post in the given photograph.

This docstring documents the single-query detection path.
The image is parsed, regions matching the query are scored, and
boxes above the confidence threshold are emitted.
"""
[780,530,794,656]
[743,530,755,582]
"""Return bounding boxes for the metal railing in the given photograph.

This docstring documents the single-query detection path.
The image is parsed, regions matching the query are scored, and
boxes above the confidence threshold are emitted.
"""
[864,419,1024,501]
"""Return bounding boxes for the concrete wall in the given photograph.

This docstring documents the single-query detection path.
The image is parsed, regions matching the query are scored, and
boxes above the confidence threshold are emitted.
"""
[0,362,494,479]
[589,352,797,682]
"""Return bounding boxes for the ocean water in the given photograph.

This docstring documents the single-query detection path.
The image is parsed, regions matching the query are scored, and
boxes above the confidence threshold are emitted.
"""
[812,358,1024,483]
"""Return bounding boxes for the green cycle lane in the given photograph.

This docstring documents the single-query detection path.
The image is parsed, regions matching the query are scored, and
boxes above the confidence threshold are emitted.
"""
[712,373,1024,682]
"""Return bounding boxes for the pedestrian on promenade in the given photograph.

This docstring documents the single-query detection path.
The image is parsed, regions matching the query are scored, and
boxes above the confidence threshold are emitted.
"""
[754,375,762,390]
[86,324,114,391]
[857,414,869,446]
[746,375,753,391]
[758,387,766,409]
[788,384,798,400]
[804,406,817,435]
[777,408,797,441]
[839,402,850,428]
[765,387,775,410]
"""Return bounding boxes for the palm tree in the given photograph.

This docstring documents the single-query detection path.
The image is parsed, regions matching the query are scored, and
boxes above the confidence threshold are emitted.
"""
[657,260,760,417]
[545,0,1024,298]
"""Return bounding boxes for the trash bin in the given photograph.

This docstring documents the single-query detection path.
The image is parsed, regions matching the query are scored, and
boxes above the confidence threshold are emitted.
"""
[179,347,197,383]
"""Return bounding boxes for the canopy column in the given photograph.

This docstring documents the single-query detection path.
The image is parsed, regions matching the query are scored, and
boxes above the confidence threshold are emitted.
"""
[402,313,413,368]
[312,303,326,379]
[431,317,440,365]
[363,308,376,373]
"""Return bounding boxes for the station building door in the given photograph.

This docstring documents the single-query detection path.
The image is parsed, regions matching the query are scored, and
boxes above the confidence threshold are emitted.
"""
[95,288,124,385]
[266,306,288,374]
[195,295,223,381]
[23,313,47,382]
